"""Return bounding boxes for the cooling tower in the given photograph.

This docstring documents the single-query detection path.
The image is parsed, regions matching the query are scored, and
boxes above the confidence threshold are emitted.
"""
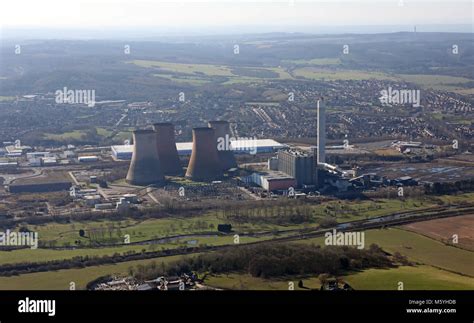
[185,127,223,181]
[208,120,237,170]
[126,129,165,186]
[153,123,182,176]
[317,98,326,165]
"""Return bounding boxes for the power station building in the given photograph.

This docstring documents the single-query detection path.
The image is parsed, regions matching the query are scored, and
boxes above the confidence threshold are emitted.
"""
[126,129,165,186]
[277,149,317,187]
[121,121,286,185]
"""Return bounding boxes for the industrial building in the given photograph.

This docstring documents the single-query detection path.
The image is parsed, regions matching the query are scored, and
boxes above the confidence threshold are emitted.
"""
[78,156,99,163]
[0,161,19,169]
[8,173,72,193]
[5,144,31,155]
[26,152,51,159]
[111,139,286,160]
[254,98,356,194]
[277,149,316,187]
[245,171,297,191]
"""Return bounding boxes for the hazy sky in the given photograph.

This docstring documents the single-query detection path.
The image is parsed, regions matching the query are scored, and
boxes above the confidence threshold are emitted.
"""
[1,0,472,28]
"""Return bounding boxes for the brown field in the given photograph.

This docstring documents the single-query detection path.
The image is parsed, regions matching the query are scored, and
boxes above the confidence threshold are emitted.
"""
[402,215,474,251]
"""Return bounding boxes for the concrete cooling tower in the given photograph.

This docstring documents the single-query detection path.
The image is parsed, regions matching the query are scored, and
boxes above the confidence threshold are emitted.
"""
[208,120,237,170]
[185,127,223,181]
[126,129,165,186]
[153,123,182,176]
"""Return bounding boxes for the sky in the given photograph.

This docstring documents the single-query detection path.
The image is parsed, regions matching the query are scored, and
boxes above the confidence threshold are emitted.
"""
[0,0,472,29]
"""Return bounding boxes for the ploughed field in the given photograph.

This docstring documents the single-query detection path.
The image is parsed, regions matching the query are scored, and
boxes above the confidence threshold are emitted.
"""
[402,214,474,251]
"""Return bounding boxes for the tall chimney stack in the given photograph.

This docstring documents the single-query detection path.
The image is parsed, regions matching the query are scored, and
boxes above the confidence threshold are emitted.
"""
[208,120,237,170]
[126,129,165,185]
[317,98,326,165]
[153,123,182,176]
[185,127,223,181]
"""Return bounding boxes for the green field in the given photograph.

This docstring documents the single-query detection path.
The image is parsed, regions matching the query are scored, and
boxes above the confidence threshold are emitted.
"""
[0,232,273,267]
[205,273,321,290]
[0,245,147,265]
[0,95,15,101]
[310,198,435,223]
[22,196,440,247]
[24,212,300,247]
[96,127,113,137]
[204,265,474,290]
[3,193,472,290]
[302,227,474,277]
[283,58,341,66]
[436,192,474,204]
[43,130,86,141]
[128,59,474,92]
[344,265,474,290]
[0,254,187,290]
[398,74,473,93]
[364,228,474,277]
[153,73,212,85]
[293,67,397,81]
[27,215,225,246]
[130,59,291,84]
[130,60,234,76]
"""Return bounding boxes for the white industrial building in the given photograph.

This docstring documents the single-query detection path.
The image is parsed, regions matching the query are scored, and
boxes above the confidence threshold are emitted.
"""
[111,139,286,160]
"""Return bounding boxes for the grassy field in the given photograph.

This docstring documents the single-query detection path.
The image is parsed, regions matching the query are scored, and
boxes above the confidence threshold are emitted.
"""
[293,67,397,81]
[398,74,473,93]
[130,59,291,84]
[300,227,474,277]
[0,95,15,101]
[129,59,474,93]
[26,214,226,246]
[437,192,474,204]
[204,265,474,290]
[153,73,212,85]
[311,198,435,223]
[0,245,147,265]
[25,212,301,247]
[205,273,321,290]
[2,227,472,290]
[343,265,474,290]
[22,196,439,247]
[283,58,341,65]
[0,232,274,266]
[43,130,86,141]
[4,194,471,289]
[0,254,188,290]
[96,127,113,137]
[130,60,234,76]
[364,228,474,277]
